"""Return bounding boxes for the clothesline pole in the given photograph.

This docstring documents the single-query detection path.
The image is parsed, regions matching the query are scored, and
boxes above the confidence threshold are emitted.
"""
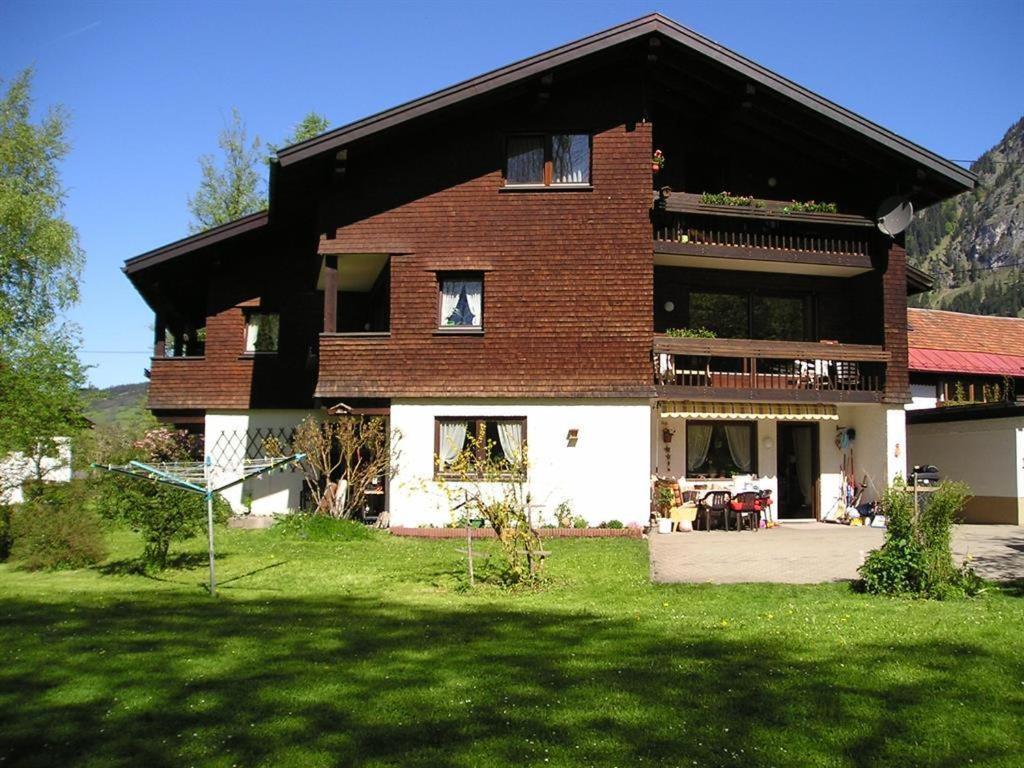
[206,456,216,596]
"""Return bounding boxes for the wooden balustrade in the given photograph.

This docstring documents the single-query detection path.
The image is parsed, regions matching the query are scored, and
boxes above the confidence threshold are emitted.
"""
[653,336,887,400]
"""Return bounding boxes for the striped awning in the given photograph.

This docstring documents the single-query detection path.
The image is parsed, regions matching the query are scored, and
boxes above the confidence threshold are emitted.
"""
[660,401,839,421]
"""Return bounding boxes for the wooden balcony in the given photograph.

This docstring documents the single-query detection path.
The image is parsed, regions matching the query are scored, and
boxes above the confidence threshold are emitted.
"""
[652,192,876,271]
[653,336,888,403]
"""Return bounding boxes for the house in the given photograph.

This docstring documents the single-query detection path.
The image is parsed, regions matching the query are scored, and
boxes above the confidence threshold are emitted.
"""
[123,14,974,526]
[0,438,73,505]
[905,308,1024,525]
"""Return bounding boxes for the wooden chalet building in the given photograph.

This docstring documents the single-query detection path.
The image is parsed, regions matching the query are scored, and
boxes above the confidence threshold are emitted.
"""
[124,14,974,524]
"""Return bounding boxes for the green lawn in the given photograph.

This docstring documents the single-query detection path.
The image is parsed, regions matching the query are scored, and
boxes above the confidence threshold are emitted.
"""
[1,527,1021,767]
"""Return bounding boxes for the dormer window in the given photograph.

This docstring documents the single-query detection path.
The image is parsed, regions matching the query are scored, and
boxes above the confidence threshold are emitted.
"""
[505,133,590,187]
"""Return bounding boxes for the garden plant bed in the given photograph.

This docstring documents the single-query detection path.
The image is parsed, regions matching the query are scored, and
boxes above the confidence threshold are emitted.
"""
[389,526,642,539]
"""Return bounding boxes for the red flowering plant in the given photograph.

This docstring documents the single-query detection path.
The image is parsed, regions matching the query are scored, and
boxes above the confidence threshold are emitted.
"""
[131,427,203,462]
[652,149,665,171]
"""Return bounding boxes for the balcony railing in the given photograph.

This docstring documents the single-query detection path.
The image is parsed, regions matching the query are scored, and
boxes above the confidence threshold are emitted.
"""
[654,336,888,400]
[652,192,875,266]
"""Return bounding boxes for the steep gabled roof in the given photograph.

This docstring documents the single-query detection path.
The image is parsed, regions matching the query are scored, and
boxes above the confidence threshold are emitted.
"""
[275,13,975,193]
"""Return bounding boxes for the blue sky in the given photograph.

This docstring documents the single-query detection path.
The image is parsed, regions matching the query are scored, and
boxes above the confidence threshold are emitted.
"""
[2,0,1021,388]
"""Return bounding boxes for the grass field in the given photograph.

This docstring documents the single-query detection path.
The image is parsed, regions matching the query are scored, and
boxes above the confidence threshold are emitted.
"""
[1,526,1022,767]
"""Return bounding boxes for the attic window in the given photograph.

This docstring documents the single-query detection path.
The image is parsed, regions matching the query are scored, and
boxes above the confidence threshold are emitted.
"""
[506,133,590,187]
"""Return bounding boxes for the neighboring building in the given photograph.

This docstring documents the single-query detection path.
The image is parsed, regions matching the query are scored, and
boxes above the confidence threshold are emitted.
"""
[905,308,1024,525]
[123,14,974,525]
[0,438,73,505]
[906,308,1023,409]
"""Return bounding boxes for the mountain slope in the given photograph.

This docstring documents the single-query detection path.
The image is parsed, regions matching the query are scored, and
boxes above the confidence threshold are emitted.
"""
[82,382,153,429]
[908,115,1024,317]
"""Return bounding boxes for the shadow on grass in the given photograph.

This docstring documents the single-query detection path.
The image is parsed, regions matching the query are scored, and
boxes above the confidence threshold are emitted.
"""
[96,551,221,577]
[0,594,1019,767]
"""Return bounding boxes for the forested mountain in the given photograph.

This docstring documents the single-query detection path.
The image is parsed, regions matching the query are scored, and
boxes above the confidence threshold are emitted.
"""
[907,115,1024,317]
[82,382,153,430]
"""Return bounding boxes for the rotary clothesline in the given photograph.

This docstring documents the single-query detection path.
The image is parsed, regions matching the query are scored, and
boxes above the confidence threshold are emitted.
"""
[92,453,305,595]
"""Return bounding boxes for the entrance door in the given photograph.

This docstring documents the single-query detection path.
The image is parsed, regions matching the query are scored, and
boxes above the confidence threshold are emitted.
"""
[776,423,820,519]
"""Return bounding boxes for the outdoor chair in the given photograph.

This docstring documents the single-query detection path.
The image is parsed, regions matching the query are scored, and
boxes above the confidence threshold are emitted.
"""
[757,489,774,527]
[834,361,861,390]
[698,490,732,532]
[730,491,761,532]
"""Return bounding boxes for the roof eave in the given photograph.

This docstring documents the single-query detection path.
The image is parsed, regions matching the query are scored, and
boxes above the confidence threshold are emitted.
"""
[123,211,269,276]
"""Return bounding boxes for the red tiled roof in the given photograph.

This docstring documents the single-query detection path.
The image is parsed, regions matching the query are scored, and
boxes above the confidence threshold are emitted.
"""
[907,308,1024,375]
[909,347,1024,376]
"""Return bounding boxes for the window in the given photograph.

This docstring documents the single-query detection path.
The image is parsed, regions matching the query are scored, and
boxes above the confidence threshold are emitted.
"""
[752,296,805,341]
[435,417,526,478]
[505,133,590,187]
[685,291,809,341]
[244,312,280,353]
[685,421,756,478]
[438,275,483,330]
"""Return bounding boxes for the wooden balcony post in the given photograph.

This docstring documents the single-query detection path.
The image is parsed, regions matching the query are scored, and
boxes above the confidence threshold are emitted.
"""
[323,254,338,333]
[153,314,166,358]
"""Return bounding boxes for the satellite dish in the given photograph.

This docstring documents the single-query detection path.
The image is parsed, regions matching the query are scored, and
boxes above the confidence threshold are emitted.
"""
[876,196,914,236]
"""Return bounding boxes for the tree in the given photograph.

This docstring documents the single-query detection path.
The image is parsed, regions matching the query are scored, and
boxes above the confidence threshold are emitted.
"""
[270,111,329,155]
[0,68,83,334]
[187,107,266,232]
[0,70,86,497]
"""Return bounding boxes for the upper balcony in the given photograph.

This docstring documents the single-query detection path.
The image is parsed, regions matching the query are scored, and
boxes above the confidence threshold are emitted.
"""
[651,191,878,276]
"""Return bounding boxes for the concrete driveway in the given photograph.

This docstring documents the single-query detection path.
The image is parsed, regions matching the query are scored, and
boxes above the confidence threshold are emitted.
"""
[649,521,1024,584]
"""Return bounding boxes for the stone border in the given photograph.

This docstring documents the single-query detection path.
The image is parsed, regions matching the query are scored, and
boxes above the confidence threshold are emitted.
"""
[389,526,642,539]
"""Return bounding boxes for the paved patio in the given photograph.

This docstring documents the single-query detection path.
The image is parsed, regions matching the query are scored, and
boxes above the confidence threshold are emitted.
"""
[649,521,1024,584]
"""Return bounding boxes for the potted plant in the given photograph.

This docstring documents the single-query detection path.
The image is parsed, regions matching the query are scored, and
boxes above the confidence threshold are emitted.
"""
[656,486,675,534]
[652,149,665,173]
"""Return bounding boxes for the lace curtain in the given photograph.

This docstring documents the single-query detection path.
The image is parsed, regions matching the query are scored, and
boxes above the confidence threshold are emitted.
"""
[438,421,468,470]
[687,424,714,473]
[440,280,482,327]
[496,421,523,463]
[724,425,753,473]
[551,134,590,184]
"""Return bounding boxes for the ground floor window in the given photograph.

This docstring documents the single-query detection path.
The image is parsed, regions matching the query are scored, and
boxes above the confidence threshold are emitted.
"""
[435,417,526,478]
[685,421,755,478]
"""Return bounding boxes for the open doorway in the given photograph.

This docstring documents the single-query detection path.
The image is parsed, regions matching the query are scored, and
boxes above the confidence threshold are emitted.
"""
[777,423,819,519]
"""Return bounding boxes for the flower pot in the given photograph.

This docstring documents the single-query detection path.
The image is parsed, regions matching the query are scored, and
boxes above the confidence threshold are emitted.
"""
[652,163,662,173]
[657,517,673,534]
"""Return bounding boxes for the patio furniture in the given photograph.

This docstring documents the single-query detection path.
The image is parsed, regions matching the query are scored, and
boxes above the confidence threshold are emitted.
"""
[834,361,861,389]
[757,489,774,527]
[730,491,761,532]
[698,490,732,532]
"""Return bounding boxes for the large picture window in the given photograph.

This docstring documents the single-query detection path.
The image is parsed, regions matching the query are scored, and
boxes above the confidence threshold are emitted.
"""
[686,291,808,341]
[685,421,756,478]
[435,417,526,479]
[505,133,590,187]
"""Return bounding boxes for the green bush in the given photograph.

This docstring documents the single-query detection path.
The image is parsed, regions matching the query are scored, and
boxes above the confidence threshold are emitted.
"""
[0,505,12,561]
[8,482,107,571]
[95,476,230,570]
[604,519,624,529]
[859,479,982,599]
[271,512,374,542]
[572,516,588,529]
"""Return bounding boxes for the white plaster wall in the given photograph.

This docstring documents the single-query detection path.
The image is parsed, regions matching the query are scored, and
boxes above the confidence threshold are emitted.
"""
[907,384,938,411]
[0,438,72,505]
[389,399,651,527]
[204,410,311,514]
[908,417,1023,498]
[819,405,907,520]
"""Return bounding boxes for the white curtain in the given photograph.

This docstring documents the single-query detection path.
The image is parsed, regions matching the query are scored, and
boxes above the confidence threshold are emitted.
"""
[686,424,713,473]
[794,428,813,506]
[496,421,523,463]
[439,421,468,469]
[440,281,482,327]
[552,134,590,184]
[724,425,753,473]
